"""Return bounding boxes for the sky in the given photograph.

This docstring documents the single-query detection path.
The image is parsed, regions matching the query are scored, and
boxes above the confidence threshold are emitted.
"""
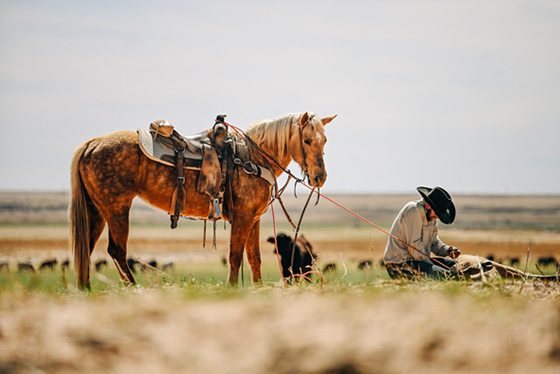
[1,0,559,194]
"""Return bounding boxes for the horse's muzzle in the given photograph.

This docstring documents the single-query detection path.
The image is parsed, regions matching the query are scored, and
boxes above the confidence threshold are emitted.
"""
[310,172,327,188]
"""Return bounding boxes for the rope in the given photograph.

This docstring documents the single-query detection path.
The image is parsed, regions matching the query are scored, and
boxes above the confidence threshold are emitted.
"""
[298,183,452,270]
[226,122,304,183]
[226,120,451,272]
[270,202,287,285]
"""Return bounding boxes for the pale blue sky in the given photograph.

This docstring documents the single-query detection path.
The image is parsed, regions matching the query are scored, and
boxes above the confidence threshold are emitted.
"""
[1,0,559,194]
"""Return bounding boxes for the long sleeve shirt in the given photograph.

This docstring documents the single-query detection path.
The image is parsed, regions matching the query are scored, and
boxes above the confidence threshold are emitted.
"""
[383,200,451,264]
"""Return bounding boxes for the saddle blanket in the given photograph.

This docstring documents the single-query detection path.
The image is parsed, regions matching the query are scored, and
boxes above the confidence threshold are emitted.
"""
[137,128,203,168]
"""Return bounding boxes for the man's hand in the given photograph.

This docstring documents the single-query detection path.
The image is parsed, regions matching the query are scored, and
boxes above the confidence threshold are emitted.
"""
[448,246,461,259]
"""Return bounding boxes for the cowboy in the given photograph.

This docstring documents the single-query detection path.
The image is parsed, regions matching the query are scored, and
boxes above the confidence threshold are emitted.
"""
[383,186,461,280]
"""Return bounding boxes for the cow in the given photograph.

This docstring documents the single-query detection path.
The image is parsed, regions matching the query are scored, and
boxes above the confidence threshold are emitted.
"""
[0,261,9,271]
[268,233,318,282]
[95,259,108,271]
[507,257,520,267]
[39,259,58,270]
[358,260,373,270]
[127,258,140,273]
[537,256,558,268]
[162,261,175,272]
[18,262,35,272]
[323,263,337,273]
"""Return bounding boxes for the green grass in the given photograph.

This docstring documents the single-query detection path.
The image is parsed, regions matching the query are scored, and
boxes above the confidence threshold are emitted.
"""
[1,258,559,301]
[0,262,384,295]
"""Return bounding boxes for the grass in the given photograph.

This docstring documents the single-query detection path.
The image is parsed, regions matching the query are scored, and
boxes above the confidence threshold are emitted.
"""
[1,258,558,298]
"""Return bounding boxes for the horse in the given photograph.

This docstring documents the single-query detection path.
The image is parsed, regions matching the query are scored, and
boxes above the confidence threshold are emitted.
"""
[70,112,336,289]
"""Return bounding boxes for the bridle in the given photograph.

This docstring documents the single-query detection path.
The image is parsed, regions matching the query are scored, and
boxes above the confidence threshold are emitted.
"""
[297,114,314,182]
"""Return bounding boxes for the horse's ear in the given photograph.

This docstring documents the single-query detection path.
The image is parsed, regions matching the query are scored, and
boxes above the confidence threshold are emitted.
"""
[300,112,310,128]
[321,115,337,126]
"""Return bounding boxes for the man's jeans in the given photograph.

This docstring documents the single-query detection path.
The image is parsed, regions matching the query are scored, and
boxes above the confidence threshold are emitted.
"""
[385,258,457,280]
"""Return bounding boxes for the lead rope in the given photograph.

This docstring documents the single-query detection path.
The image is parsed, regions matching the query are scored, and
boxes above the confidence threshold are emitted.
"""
[270,202,287,285]
[299,184,452,270]
[290,187,316,275]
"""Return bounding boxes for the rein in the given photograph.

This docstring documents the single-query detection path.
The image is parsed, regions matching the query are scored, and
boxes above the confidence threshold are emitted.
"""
[226,120,312,230]
[226,121,309,186]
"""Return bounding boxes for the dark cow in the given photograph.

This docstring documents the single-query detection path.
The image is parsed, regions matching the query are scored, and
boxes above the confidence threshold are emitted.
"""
[537,256,558,268]
[358,260,373,270]
[18,262,35,272]
[322,262,337,273]
[0,261,9,271]
[39,259,58,270]
[95,259,108,271]
[268,233,317,281]
[162,261,175,271]
[127,258,140,273]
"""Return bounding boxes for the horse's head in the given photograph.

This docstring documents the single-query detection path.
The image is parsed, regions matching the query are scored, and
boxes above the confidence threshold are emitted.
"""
[289,112,336,188]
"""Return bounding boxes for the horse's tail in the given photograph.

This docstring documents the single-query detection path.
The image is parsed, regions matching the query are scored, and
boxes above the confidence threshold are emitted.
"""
[70,141,92,290]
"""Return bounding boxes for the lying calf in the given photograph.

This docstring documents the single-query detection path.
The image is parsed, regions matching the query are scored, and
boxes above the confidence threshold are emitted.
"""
[449,254,558,281]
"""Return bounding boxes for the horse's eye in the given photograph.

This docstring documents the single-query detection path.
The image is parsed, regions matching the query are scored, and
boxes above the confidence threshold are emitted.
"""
[304,139,311,145]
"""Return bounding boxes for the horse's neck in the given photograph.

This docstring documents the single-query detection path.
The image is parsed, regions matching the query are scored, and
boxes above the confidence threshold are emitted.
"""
[247,128,293,177]
[254,143,292,177]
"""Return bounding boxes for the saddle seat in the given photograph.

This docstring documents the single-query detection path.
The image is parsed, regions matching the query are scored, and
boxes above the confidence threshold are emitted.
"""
[141,120,213,163]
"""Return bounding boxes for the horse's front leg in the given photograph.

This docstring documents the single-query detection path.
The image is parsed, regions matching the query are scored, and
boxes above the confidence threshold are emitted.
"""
[227,216,254,287]
[245,219,262,284]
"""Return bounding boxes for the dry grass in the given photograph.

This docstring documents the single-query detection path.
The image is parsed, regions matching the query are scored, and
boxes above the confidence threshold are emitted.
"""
[1,283,560,374]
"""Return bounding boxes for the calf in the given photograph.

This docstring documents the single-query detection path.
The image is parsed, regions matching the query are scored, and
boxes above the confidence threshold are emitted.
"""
[454,254,559,281]
[268,233,317,281]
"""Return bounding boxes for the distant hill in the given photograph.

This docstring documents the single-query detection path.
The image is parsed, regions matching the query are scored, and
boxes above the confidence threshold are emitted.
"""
[0,191,559,230]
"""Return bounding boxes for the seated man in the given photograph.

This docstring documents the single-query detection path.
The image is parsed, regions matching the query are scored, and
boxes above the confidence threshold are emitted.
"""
[383,186,461,280]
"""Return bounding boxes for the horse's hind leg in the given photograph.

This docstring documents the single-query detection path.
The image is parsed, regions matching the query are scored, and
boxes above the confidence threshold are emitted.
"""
[89,205,106,255]
[227,216,255,286]
[106,212,136,286]
[245,220,263,284]
[84,207,106,285]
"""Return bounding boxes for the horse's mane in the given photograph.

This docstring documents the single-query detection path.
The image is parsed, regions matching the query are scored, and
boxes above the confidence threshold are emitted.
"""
[244,112,323,161]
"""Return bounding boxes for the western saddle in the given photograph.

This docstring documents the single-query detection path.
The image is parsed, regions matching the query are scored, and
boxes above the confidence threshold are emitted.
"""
[138,115,275,230]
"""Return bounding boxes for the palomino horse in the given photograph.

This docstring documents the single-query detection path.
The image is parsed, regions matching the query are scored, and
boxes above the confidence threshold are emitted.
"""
[70,112,336,289]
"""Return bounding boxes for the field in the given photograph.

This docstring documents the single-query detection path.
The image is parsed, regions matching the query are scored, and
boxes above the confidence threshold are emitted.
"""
[1,192,560,374]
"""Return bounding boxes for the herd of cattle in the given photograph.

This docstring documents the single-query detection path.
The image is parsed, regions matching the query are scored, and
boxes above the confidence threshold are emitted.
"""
[0,258,175,274]
[0,233,558,282]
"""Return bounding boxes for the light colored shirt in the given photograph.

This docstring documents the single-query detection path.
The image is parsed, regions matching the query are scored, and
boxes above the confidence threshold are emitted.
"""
[383,200,450,264]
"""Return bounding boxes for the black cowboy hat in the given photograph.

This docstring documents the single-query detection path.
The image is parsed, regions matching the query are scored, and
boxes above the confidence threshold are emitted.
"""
[416,186,456,224]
